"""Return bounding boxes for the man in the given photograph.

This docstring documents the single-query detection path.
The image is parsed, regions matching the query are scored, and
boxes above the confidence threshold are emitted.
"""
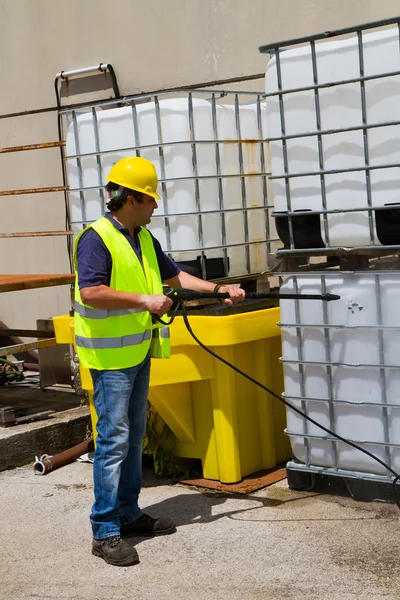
[74,156,245,567]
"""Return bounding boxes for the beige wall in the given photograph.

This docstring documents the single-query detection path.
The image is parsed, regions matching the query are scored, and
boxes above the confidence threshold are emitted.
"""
[1,0,399,328]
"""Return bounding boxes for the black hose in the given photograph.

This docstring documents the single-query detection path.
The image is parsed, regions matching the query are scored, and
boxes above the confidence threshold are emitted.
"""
[106,64,121,99]
[180,302,400,509]
[0,358,21,371]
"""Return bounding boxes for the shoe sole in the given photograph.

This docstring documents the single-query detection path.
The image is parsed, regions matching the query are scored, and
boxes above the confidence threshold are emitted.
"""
[121,524,177,538]
[92,547,140,567]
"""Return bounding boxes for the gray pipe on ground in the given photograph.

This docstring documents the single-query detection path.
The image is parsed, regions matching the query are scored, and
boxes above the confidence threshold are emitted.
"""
[34,438,94,475]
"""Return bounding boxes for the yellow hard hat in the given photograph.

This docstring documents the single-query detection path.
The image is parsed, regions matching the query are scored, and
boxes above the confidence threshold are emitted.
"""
[106,157,161,200]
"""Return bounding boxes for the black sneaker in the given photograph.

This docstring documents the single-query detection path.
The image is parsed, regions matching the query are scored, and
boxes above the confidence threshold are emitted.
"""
[92,535,139,566]
[120,513,176,538]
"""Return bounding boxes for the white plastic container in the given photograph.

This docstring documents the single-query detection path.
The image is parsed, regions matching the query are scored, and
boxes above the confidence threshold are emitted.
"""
[265,28,400,248]
[65,97,269,277]
[279,273,400,476]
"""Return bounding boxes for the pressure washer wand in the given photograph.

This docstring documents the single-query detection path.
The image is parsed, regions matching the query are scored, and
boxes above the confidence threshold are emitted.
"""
[154,288,340,326]
[166,288,340,303]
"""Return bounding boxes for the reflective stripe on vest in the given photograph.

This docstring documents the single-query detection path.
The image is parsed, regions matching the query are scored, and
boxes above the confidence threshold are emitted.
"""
[149,327,170,358]
[74,300,144,319]
[73,217,170,369]
[152,327,170,339]
[75,329,151,349]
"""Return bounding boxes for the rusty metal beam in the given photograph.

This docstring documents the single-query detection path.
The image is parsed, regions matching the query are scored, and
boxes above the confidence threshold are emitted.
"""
[0,329,54,338]
[0,274,74,293]
[0,231,73,238]
[0,141,65,154]
[0,338,57,357]
[0,186,68,196]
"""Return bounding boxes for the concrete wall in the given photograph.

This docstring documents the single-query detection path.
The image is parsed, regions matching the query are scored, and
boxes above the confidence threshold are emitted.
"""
[1,0,399,329]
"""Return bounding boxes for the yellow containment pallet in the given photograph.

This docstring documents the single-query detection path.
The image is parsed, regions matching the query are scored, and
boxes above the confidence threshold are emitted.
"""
[53,307,291,483]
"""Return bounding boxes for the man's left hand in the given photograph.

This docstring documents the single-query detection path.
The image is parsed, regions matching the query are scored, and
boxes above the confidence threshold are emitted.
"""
[218,285,246,305]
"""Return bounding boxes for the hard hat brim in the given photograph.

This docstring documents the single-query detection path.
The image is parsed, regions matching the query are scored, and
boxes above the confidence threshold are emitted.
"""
[147,190,161,201]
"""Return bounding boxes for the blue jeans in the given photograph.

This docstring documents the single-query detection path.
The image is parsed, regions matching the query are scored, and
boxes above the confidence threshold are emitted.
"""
[89,353,150,540]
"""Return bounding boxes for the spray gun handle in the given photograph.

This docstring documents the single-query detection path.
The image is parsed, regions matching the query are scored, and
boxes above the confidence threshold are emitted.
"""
[166,288,230,303]
[151,288,229,324]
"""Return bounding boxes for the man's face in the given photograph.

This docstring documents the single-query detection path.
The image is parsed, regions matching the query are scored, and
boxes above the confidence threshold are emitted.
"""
[129,193,158,225]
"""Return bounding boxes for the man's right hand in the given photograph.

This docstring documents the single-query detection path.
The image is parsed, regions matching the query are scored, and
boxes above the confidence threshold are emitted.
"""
[142,294,173,317]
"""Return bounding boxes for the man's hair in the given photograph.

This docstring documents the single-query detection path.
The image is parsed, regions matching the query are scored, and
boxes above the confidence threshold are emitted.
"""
[105,181,144,211]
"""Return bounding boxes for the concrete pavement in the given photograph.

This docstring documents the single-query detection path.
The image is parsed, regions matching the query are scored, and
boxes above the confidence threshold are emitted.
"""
[1,460,400,600]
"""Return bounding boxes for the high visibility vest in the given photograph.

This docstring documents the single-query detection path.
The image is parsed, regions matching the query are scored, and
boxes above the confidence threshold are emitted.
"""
[73,217,170,370]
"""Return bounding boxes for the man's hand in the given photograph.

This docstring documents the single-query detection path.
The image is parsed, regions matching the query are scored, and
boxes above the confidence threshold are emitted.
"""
[164,272,246,306]
[218,285,246,305]
[142,294,173,317]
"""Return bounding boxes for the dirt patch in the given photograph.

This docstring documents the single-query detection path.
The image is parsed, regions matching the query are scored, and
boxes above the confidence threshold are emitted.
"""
[54,483,90,491]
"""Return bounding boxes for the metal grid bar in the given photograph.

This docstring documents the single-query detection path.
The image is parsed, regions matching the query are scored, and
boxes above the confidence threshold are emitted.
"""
[91,107,106,215]
[281,358,400,369]
[131,104,141,157]
[211,93,229,276]
[276,245,400,255]
[256,94,271,257]
[275,49,295,250]
[272,203,400,216]
[266,118,400,143]
[65,138,267,160]
[71,110,87,228]
[188,93,206,277]
[262,69,400,99]
[310,40,330,247]
[286,430,400,450]
[67,171,271,192]
[283,393,400,410]
[278,270,400,276]
[374,275,392,469]
[293,277,310,467]
[72,238,275,255]
[259,16,400,52]
[279,323,400,331]
[58,88,266,115]
[286,460,395,484]
[154,95,172,252]
[70,204,274,224]
[321,275,338,468]
[398,22,400,52]
[357,31,375,245]
[268,160,400,180]
[234,95,251,273]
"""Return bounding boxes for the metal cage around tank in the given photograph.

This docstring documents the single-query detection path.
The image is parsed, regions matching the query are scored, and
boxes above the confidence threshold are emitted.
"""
[260,15,400,257]
[59,87,281,281]
[259,16,400,500]
[278,270,400,490]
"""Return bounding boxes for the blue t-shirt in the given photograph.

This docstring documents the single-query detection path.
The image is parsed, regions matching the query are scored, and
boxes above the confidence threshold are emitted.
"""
[76,214,180,289]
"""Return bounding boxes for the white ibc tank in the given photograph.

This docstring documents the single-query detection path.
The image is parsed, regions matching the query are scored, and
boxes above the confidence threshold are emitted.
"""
[279,273,400,475]
[265,28,400,248]
[65,97,268,277]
